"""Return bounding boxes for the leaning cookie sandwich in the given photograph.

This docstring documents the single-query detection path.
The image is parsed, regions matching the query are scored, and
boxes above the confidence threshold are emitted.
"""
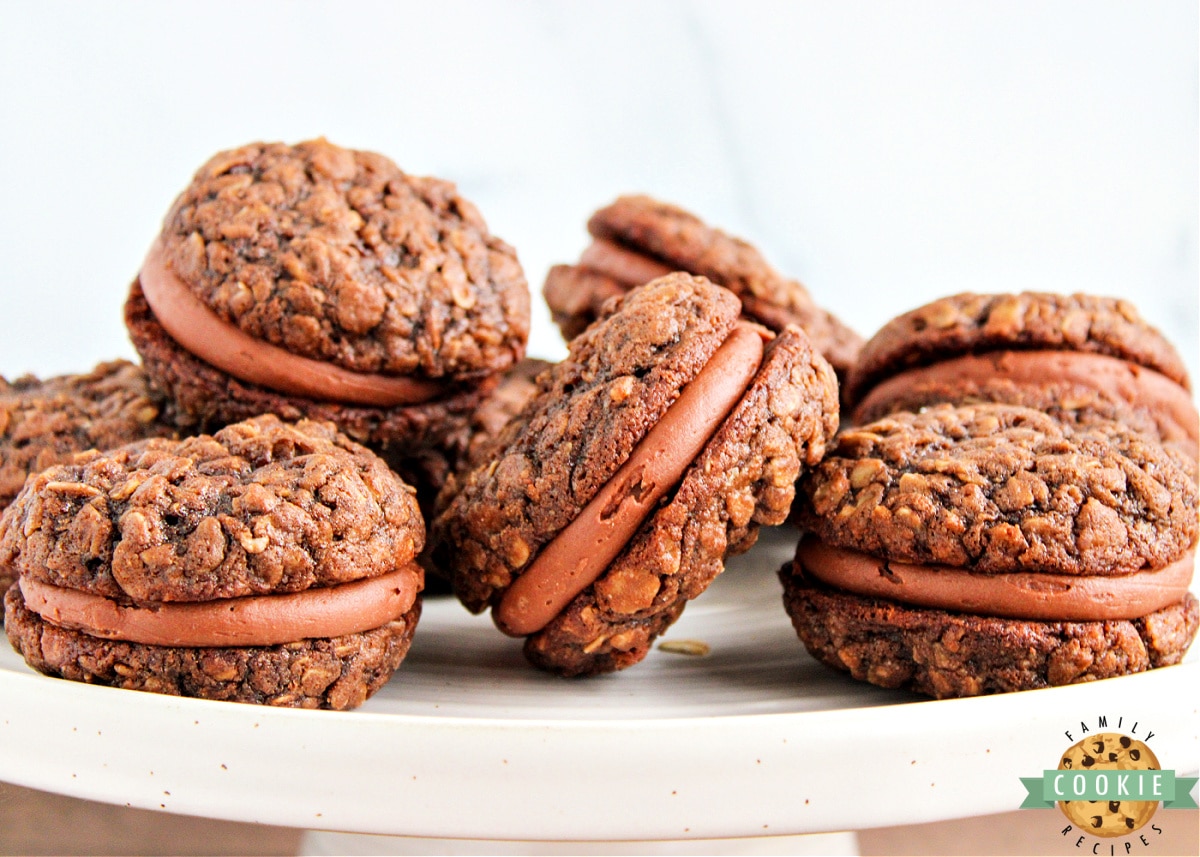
[434,273,839,675]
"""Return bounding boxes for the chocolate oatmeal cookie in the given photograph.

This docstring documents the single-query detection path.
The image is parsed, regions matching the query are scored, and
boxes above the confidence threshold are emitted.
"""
[127,138,530,456]
[801,405,1197,575]
[0,361,178,600]
[434,274,839,675]
[779,574,1198,698]
[543,194,861,377]
[844,293,1197,457]
[390,356,552,519]
[2,415,425,709]
[0,361,176,510]
[782,403,1199,699]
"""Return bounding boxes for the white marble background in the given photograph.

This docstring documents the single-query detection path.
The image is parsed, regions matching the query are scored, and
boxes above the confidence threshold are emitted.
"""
[1,1,1196,385]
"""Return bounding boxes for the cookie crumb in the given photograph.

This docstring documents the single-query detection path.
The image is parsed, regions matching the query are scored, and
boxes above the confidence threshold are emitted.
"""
[658,639,711,657]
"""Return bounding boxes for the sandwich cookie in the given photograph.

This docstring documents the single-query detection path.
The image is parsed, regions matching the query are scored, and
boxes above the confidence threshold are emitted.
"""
[434,273,839,675]
[126,138,530,459]
[2,415,424,709]
[390,357,553,519]
[543,194,861,378]
[1,361,178,601]
[782,403,1199,698]
[844,292,1198,459]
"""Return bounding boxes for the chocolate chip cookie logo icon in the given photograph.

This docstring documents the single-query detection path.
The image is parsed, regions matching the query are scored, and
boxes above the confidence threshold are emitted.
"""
[1019,724,1198,843]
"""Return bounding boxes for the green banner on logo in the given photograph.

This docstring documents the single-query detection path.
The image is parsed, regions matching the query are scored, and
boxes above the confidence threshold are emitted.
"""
[1020,772,1199,809]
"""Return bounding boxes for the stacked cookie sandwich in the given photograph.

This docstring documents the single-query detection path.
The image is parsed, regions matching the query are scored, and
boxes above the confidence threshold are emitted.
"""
[2,138,536,708]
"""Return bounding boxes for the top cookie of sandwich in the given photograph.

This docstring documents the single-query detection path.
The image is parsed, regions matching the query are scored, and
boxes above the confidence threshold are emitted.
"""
[799,403,1198,578]
[544,194,861,375]
[155,138,529,380]
[0,415,424,603]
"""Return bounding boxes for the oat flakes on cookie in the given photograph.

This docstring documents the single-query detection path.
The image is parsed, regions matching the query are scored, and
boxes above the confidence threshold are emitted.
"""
[0,361,179,600]
[844,292,1198,459]
[125,138,531,480]
[543,194,861,378]
[1,415,424,710]
[433,273,839,676]
[781,403,1199,699]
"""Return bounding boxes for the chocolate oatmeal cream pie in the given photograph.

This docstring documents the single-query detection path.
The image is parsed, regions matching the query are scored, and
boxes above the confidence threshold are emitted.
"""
[2,416,424,709]
[543,194,862,378]
[782,403,1198,698]
[126,138,530,461]
[433,273,839,675]
[0,361,177,511]
[0,361,179,601]
[844,292,1198,459]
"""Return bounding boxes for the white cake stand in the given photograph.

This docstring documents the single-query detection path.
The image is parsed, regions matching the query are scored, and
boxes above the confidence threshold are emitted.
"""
[2,527,1196,853]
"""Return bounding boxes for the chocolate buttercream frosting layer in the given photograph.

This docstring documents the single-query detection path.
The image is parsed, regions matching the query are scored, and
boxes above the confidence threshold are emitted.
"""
[493,323,765,636]
[19,563,421,647]
[796,538,1194,622]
